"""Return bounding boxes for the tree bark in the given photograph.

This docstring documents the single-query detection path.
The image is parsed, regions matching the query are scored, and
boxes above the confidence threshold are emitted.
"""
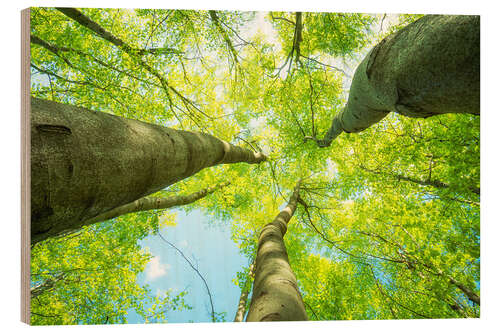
[314,15,479,147]
[80,182,229,227]
[293,12,303,62]
[359,165,480,195]
[447,275,480,306]
[246,181,308,321]
[233,260,255,322]
[31,97,266,244]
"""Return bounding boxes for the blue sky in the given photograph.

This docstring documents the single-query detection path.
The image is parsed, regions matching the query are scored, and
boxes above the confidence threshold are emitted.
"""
[127,208,249,323]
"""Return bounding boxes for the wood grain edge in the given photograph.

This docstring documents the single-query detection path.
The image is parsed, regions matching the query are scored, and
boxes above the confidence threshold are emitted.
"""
[20,7,31,325]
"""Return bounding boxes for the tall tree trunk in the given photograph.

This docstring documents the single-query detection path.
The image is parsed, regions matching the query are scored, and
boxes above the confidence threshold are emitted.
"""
[233,260,255,322]
[313,15,479,147]
[51,182,229,237]
[246,181,308,321]
[31,98,266,244]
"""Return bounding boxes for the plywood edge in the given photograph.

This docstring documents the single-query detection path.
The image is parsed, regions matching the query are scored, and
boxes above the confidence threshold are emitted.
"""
[20,7,31,325]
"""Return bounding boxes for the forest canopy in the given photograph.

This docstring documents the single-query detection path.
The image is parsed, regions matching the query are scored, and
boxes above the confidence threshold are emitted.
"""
[29,7,479,324]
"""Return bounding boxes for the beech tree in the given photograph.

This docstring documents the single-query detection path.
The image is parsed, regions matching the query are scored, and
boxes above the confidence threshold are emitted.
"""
[29,8,480,324]
[31,98,265,244]
[246,181,307,321]
[307,15,479,147]
[233,260,254,322]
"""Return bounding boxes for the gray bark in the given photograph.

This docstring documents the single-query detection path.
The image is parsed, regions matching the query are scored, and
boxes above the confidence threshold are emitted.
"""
[246,181,308,321]
[314,15,479,147]
[31,98,265,244]
[233,260,255,322]
[81,182,229,227]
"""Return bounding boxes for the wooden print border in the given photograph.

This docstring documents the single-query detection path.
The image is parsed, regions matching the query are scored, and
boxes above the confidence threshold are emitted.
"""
[21,7,31,325]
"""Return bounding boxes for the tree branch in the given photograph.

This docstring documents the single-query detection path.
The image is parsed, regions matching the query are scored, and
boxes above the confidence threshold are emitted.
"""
[55,7,210,127]
[233,259,255,322]
[81,182,230,226]
[368,265,432,319]
[208,10,239,65]
[31,34,166,89]
[157,234,217,322]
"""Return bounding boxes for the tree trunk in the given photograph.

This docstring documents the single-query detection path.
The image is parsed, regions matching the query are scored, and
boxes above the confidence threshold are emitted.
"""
[81,182,229,227]
[246,181,308,321]
[315,15,479,147]
[31,98,266,244]
[234,260,255,322]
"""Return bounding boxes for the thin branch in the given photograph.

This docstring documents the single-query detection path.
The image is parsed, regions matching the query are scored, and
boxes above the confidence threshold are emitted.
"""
[360,228,480,306]
[144,10,174,49]
[270,13,296,25]
[31,311,62,318]
[369,266,432,319]
[219,19,255,49]
[306,67,316,136]
[208,10,239,65]
[379,14,387,33]
[358,164,480,195]
[55,7,210,127]
[157,234,216,322]
[298,199,373,263]
[31,34,164,89]
[31,273,66,298]
[299,55,351,77]
[31,63,131,111]
[303,300,323,320]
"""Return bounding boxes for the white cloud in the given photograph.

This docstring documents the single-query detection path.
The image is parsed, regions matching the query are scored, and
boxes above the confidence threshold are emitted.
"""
[145,256,170,281]
[179,240,188,248]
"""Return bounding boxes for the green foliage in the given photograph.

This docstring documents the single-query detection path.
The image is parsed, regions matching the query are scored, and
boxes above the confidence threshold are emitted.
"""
[270,12,374,58]
[30,8,479,323]
[386,14,425,36]
[301,13,375,57]
[30,216,190,325]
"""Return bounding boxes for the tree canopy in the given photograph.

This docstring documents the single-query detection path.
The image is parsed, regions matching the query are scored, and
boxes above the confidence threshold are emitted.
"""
[29,7,479,324]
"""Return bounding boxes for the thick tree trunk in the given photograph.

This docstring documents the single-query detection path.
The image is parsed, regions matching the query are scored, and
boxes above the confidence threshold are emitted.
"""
[246,181,308,321]
[315,15,479,147]
[234,260,255,322]
[31,98,266,244]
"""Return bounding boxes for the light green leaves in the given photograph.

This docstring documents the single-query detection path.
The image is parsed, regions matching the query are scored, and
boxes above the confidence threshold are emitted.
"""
[30,9,479,323]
